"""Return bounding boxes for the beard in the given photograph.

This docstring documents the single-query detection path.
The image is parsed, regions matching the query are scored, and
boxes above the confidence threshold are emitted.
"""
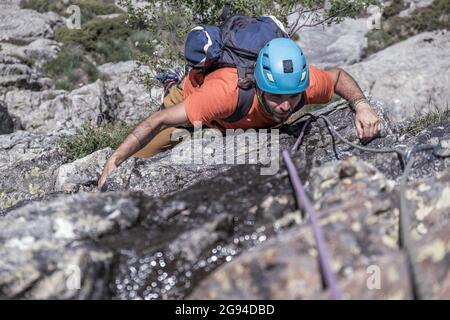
[270,110,292,123]
[256,90,294,123]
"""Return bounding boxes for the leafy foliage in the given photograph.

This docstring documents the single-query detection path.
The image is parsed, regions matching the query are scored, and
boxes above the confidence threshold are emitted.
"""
[43,45,102,90]
[59,121,135,160]
[53,15,156,64]
[49,13,155,89]
[22,0,155,89]
[117,0,379,90]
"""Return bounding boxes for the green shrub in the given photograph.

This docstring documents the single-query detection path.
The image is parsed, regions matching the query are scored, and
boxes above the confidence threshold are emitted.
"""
[43,45,102,90]
[55,15,130,49]
[365,0,450,56]
[54,15,155,64]
[59,121,134,161]
[118,0,380,91]
[382,0,407,18]
[93,38,133,63]
[46,12,155,89]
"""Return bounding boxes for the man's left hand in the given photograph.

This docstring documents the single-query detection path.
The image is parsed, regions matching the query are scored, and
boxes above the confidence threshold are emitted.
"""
[354,101,382,142]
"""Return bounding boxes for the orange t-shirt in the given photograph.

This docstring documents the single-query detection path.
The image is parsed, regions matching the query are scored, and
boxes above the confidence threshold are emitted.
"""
[183,65,335,131]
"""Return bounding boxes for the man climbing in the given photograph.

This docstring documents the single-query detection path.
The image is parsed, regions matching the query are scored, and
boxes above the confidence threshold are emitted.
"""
[98,37,381,191]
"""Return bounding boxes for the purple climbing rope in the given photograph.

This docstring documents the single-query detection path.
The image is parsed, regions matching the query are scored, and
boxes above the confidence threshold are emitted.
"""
[284,116,341,299]
[285,111,450,300]
[282,150,342,300]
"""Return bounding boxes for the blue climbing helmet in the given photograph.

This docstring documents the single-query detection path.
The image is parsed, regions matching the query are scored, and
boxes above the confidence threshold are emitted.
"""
[254,38,309,95]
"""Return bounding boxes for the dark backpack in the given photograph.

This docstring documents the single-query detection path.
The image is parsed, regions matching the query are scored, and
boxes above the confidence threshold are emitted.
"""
[184,14,288,122]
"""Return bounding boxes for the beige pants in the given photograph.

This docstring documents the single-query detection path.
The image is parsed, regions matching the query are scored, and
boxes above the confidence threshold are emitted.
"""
[133,81,191,158]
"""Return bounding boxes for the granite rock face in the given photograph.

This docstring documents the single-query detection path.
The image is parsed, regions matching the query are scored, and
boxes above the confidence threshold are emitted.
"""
[99,61,161,125]
[1,100,450,299]
[188,157,412,299]
[346,31,450,123]
[0,192,141,299]
[0,7,64,41]
[294,17,369,69]
[1,2,450,300]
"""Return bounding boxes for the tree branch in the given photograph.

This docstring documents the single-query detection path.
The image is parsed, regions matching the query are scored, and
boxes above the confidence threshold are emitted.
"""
[290,6,349,35]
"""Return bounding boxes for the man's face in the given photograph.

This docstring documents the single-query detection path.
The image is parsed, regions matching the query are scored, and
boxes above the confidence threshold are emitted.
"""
[262,92,303,122]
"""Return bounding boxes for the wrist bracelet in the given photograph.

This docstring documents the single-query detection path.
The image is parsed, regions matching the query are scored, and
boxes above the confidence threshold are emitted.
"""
[350,98,368,111]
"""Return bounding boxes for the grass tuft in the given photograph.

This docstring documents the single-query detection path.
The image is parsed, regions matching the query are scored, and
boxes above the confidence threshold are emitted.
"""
[58,121,135,161]
[399,105,450,136]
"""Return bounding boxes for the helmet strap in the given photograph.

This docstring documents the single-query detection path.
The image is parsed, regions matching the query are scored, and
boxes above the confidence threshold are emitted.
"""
[256,89,273,117]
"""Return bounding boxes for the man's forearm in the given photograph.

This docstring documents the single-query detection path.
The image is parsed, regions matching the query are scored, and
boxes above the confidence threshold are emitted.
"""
[329,68,366,105]
[111,115,164,166]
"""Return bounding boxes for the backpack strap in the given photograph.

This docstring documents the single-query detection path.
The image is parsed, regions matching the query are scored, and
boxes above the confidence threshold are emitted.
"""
[222,67,255,122]
[222,87,255,122]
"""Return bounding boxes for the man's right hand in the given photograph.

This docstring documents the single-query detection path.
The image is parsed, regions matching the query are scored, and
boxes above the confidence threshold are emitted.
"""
[97,102,189,192]
[98,157,118,192]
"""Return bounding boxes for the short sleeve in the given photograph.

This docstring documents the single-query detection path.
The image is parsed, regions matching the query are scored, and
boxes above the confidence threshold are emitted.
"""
[304,65,335,104]
[183,69,239,125]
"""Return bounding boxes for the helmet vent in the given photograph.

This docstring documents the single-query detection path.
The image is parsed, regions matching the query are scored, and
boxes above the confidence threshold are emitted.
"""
[263,53,269,58]
[301,71,307,81]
